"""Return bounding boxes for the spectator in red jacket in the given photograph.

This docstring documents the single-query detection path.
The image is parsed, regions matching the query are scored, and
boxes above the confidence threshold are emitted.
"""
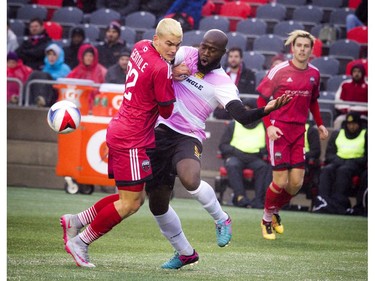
[334,64,368,129]
[7,52,33,104]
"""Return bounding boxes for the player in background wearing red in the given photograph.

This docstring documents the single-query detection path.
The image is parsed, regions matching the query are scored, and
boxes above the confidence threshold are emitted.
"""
[256,30,329,240]
[60,18,183,267]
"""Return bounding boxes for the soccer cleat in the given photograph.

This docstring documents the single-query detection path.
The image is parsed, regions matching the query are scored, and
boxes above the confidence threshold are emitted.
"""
[161,250,199,269]
[65,236,95,268]
[60,214,81,244]
[272,214,284,234]
[261,220,276,240]
[216,215,232,247]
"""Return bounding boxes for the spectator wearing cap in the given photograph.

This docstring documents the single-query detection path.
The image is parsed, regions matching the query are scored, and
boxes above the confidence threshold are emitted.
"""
[105,49,130,84]
[313,112,367,215]
[15,17,52,70]
[64,26,86,69]
[218,98,272,208]
[7,51,33,104]
[97,21,126,69]
[334,64,368,130]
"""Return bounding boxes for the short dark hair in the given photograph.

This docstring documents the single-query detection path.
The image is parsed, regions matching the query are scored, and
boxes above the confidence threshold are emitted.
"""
[227,47,243,58]
[29,17,44,26]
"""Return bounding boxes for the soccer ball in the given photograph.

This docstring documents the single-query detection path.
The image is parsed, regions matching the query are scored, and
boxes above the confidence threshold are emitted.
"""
[47,100,81,134]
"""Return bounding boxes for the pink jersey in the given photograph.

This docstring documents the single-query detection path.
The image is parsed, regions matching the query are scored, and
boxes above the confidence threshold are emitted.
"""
[106,40,175,149]
[257,60,320,124]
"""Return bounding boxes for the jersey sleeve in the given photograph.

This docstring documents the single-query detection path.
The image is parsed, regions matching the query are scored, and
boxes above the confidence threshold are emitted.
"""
[215,83,241,107]
[256,74,277,99]
[154,63,176,106]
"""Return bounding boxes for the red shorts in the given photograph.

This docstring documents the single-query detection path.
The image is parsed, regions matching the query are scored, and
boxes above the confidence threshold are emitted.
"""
[107,146,153,191]
[267,121,306,170]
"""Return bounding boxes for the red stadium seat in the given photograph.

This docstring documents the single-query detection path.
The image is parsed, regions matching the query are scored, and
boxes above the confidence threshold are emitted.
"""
[347,26,368,44]
[202,0,216,17]
[219,1,252,31]
[44,21,63,40]
[35,0,63,20]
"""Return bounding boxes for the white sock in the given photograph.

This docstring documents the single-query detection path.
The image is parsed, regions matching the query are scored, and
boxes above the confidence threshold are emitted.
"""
[154,206,194,256]
[187,180,228,223]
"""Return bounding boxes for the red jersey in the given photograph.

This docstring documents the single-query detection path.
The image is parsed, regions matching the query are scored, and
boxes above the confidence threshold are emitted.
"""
[257,60,320,125]
[106,40,176,149]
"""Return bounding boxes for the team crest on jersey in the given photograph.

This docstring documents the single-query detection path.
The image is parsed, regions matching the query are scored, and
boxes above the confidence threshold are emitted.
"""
[142,160,151,172]
[310,77,315,84]
[143,46,148,52]
[275,152,282,160]
[194,146,202,160]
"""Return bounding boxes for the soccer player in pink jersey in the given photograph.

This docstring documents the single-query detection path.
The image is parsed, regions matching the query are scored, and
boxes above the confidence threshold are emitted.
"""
[256,30,329,240]
[144,29,291,269]
[60,18,183,267]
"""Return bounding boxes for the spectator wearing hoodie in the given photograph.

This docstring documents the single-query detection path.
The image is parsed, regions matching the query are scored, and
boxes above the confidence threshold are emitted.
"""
[67,43,107,110]
[333,64,368,130]
[7,52,33,104]
[63,27,86,69]
[43,43,71,80]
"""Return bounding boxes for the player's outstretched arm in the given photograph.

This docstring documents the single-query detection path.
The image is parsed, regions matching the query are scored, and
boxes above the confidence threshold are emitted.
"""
[264,94,292,114]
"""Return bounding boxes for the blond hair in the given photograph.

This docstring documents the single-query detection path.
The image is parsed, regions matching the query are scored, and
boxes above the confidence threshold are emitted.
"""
[155,18,183,39]
[285,29,315,48]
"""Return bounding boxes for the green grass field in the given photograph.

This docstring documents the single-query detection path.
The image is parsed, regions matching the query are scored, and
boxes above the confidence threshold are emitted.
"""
[7,186,368,281]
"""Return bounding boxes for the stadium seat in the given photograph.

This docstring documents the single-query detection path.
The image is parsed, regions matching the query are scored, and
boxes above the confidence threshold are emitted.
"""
[120,26,137,50]
[253,34,285,69]
[16,4,48,22]
[310,56,340,90]
[219,1,252,31]
[199,15,230,33]
[292,5,323,32]
[328,39,361,74]
[255,3,287,33]
[243,51,266,71]
[346,26,368,45]
[8,19,26,37]
[124,11,156,41]
[182,30,205,47]
[35,0,63,20]
[226,32,248,51]
[329,7,354,37]
[276,0,307,19]
[348,0,361,9]
[44,21,63,40]
[311,0,344,23]
[201,0,216,17]
[236,18,267,50]
[141,29,155,40]
[255,70,267,87]
[273,20,305,40]
[51,7,84,38]
[318,91,336,127]
[8,0,29,19]
[241,0,269,17]
[326,74,351,92]
[89,8,121,29]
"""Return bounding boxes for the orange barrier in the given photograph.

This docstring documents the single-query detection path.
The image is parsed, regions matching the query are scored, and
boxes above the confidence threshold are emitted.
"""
[56,115,115,187]
[92,83,124,117]
[53,78,95,115]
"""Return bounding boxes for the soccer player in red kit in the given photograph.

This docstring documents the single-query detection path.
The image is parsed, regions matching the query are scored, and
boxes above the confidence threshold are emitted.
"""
[256,30,329,240]
[60,18,183,267]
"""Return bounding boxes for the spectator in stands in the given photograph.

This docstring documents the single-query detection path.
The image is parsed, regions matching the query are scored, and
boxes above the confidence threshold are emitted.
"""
[218,98,272,208]
[7,21,19,53]
[333,64,368,130]
[346,58,368,79]
[97,21,126,69]
[7,52,33,105]
[42,43,71,80]
[165,0,208,29]
[313,112,367,215]
[67,43,107,110]
[63,27,86,69]
[140,0,174,21]
[105,49,130,84]
[63,0,97,13]
[269,53,285,70]
[15,18,52,70]
[96,0,140,24]
[346,0,367,32]
[226,47,256,94]
[213,47,256,120]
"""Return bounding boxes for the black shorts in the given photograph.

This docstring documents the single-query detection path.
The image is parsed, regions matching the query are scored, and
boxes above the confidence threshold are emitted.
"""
[145,124,202,192]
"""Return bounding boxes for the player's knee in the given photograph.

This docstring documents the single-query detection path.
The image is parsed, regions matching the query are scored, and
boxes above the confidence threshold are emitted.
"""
[180,176,200,191]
